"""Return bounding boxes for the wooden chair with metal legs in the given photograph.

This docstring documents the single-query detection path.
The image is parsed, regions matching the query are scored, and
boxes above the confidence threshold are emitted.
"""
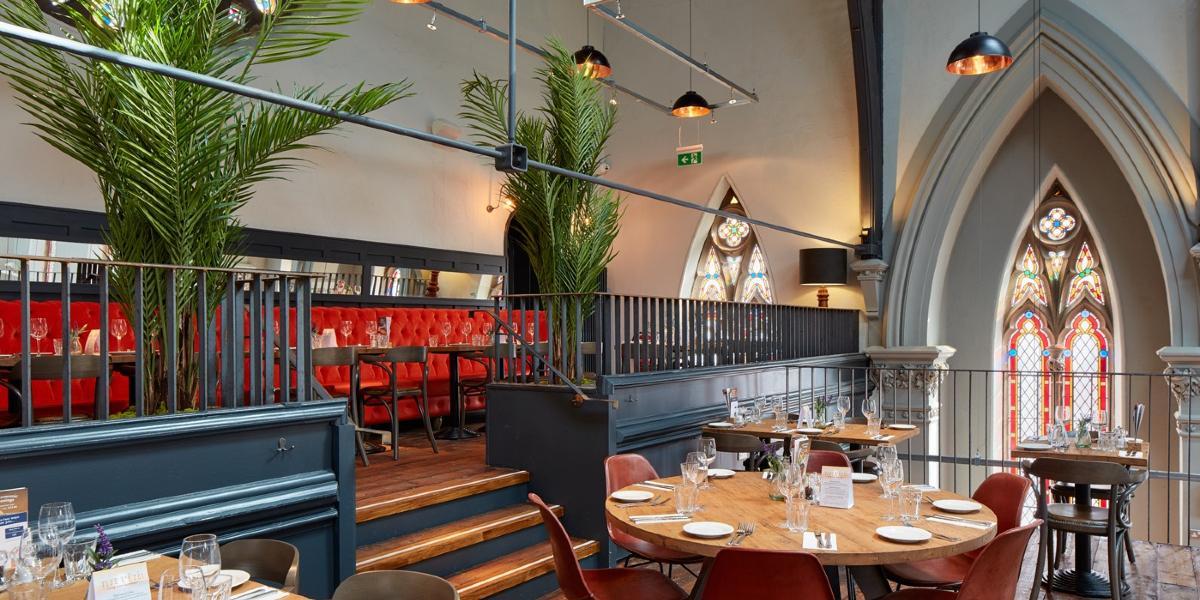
[360,346,437,458]
[332,570,459,600]
[703,431,766,471]
[310,347,370,465]
[1024,457,1146,600]
[3,355,110,424]
[219,539,299,594]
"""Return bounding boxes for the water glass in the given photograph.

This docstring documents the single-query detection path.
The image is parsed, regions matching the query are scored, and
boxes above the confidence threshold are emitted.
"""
[200,573,233,600]
[898,485,924,524]
[62,539,93,583]
[1054,405,1071,427]
[831,411,846,431]
[773,400,788,431]
[427,335,439,347]
[52,339,63,355]
[877,444,898,464]
[685,452,709,489]
[785,496,810,533]
[750,399,764,424]
[866,414,883,437]
[179,534,220,590]
[673,483,698,516]
[1049,423,1068,452]
[1098,431,1119,453]
[158,571,190,600]
[7,578,41,600]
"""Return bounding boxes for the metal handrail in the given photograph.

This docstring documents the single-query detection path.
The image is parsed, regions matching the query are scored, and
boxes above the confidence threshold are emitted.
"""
[0,254,323,278]
[497,291,861,311]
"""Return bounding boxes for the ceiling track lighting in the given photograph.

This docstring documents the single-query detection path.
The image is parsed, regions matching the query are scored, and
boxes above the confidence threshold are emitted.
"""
[946,0,1013,75]
[672,0,711,118]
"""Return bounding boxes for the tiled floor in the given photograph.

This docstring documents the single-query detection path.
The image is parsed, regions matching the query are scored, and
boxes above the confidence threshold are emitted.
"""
[540,538,1200,599]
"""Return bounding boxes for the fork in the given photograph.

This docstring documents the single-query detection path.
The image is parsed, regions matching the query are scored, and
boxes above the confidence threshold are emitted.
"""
[619,497,668,509]
[727,522,749,546]
[733,522,756,546]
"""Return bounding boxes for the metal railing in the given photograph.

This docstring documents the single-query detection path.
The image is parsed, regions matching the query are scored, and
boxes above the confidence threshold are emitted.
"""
[777,364,1197,546]
[492,293,860,385]
[0,255,321,427]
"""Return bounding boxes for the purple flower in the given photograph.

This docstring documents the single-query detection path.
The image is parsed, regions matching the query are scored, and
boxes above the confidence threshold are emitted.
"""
[91,524,115,571]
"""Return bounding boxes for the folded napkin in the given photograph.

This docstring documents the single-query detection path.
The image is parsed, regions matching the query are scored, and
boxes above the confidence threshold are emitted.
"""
[630,514,690,525]
[232,588,286,600]
[926,516,992,530]
[802,532,837,551]
[909,484,938,492]
[112,550,158,566]
[636,481,674,491]
[871,435,895,442]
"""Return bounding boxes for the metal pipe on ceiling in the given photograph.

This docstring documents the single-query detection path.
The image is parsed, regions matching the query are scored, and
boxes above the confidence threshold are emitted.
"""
[0,20,858,251]
[585,0,759,107]
[422,1,674,114]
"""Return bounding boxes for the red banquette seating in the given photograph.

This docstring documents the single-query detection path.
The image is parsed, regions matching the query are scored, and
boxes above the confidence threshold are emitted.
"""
[0,301,527,427]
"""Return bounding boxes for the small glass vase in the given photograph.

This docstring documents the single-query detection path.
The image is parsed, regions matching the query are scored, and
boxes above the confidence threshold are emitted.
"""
[1074,427,1092,449]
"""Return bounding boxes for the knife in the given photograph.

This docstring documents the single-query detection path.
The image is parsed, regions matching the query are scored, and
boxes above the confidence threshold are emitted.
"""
[231,588,279,600]
[927,514,991,527]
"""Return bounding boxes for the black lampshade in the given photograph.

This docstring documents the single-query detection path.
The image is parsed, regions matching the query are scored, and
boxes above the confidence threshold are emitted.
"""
[946,32,1013,75]
[671,90,711,118]
[574,45,612,79]
[799,248,848,286]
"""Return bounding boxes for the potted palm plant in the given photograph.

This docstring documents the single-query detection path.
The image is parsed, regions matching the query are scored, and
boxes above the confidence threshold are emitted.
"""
[0,0,411,411]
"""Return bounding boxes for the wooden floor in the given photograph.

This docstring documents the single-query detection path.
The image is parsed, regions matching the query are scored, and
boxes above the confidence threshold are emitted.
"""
[539,536,1200,599]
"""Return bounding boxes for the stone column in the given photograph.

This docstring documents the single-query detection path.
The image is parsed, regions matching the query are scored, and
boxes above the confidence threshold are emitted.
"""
[866,345,956,486]
[851,258,887,347]
[1157,346,1200,541]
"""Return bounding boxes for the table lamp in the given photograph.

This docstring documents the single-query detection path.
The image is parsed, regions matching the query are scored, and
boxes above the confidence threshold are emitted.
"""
[800,248,848,308]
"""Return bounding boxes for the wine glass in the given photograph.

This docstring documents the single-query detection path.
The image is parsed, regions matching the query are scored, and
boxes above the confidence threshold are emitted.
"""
[836,396,851,428]
[364,322,379,347]
[877,444,899,465]
[339,320,354,346]
[1094,409,1108,433]
[38,502,73,588]
[179,534,221,590]
[686,451,709,489]
[112,318,128,351]
[699,438,717,487]
[880,459,905,520]
[440,322,452,346]
[30,317,47,355]
[481,321,494,341]
[459,321,473,343]
[861,396,878,421]
[1054,405,1071,428]
[27,528,61,590]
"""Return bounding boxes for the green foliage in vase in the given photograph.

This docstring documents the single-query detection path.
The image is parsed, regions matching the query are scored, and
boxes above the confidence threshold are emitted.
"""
[0,0,411,410]
[459,39,621,381]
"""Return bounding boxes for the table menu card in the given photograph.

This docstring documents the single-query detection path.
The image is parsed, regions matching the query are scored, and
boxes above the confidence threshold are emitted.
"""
[86,563,151,600]
[728,400,739,420]
[818,466,854,509]
[0,487,27,561]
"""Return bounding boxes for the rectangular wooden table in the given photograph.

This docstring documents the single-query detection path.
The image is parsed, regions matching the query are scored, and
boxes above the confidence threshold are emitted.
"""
[701,421,921,447]
[1009,439,1150,468]
[49,554,307,599]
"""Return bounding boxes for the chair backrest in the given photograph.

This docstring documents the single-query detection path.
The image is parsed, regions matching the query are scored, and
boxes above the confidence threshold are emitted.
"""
[956,520,1041,600]
[529,493,592,599]
[700,548,834,600]
[1026,457,1141,488]
[806,450,851,472]
[219,539,299,593]
[332,570,459,600]
[383,346,427,364]
[311,346,358,367]
[972,472,1031,535]
[604,454,658,495]
[810,440,846,453]
[704,432,763,454]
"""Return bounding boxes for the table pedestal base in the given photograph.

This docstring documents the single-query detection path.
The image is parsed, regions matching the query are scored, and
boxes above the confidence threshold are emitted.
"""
[1049,569,1129,598]
[435,426,480,440]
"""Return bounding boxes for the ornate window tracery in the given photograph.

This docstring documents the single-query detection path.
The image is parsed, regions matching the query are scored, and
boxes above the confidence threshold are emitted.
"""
[689,191,774,303]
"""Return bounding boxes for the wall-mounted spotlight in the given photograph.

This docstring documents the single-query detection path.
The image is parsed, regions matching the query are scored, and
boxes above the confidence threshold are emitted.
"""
[487,190,517,213]
[426,14,437,31]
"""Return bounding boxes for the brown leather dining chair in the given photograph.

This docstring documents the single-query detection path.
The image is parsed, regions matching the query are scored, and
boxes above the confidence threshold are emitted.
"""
[1025,457,1146,600]
[703,431,765,471]
[529,492,686,600]
[359,346,437,457]
[332,570,458,600]
[882,520,1041,600]
[700,547,835,600]
[806,449,852,472]
[219,539,299,594]
[604,454,704,576]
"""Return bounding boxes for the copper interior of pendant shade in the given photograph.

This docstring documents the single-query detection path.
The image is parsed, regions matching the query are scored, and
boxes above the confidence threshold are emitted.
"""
[672,104,711,118]
[672,90,712,118]
[946,53,1014,75]
[574,46,613,79]
[578,60,612,79]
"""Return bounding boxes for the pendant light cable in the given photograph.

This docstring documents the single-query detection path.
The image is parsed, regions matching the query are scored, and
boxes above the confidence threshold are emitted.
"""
[688,0,694,89]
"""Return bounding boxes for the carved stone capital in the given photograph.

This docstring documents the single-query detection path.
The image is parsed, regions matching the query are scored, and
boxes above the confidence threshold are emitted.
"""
[866,345,956,396]
[851,258,888,319]
[1158,346,1200,437]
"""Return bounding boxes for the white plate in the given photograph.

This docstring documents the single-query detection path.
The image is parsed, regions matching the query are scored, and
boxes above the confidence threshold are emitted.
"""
[876,526,932,544]
[888,424,917,430]
[706,422,735,428]
[610,490,654,503]
[683,522,735,539]
[796,428,825,435]
[851,472,878,483]
[933,499,983,514]
[1017,442,1052,451]
[708,468,736,479]
[180,569,251,591]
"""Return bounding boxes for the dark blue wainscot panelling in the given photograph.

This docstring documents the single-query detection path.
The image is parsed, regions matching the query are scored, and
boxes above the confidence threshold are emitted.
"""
[487,353,868,566]
[0,400,355,598]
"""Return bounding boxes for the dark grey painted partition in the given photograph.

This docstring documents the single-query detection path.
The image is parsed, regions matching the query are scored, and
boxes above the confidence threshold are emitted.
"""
[0,399,354,597]
[486,353,868,566]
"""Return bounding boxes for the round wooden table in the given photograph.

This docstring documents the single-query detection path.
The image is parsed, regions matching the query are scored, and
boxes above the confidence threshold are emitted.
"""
[605,473,997,566]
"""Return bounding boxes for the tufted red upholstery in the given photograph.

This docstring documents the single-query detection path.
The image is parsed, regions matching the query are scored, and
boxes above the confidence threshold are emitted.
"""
[1,301,540,427]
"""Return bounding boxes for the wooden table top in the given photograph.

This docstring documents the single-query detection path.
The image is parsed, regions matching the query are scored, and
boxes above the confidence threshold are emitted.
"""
[702,422,921,447]
[49,554,307,599]
[606,473,996,566]
[1010,439,1150,468]
[427,344,490,354]
[0,353,138,369]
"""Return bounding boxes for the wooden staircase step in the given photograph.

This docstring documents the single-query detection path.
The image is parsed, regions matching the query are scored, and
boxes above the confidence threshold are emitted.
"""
[356,503,562,572]
[356,468,530,523]
[447,537,598,600]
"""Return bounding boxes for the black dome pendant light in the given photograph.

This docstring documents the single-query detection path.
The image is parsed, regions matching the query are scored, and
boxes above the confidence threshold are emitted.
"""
[946,0,1013,75]
[672,0,710,118]
[575,9,612,79]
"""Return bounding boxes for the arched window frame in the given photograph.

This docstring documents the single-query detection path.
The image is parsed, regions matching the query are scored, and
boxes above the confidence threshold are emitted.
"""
[1002,182,1115,447]
[688,190,775,304]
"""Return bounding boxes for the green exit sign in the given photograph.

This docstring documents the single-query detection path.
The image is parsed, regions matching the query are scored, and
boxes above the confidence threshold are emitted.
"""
[676,144,703,167]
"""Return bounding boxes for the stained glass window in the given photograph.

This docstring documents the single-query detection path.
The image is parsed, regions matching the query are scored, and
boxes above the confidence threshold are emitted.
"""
[689,191,775,304]
[1002,183,1114,451]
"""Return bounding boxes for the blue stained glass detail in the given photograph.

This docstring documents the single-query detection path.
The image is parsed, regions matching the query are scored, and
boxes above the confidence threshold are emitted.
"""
[1024,310,1034,318]
[1009,349,1018,357]
[1081,310,1091,317]
[1099,350,1109,358]
[1041,350,1050,357]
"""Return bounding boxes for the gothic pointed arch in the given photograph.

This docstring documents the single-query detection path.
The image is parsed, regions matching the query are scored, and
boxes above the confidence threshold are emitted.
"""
[1003,182,1115,447]
[686,189,774,303]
